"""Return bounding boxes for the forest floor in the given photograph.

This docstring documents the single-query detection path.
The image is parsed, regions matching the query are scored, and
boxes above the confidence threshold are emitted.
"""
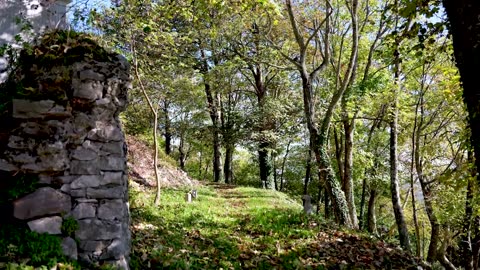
[129,181,423,269]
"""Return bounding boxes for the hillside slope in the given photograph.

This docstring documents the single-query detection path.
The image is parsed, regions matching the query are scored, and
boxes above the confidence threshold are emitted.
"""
[126,135,198,188]
[129,182,423,269]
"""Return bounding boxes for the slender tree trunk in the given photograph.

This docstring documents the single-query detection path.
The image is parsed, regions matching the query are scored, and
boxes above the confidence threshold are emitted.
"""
[302,75,351,226]
[259,142,273,189]
[201,49,222,183]
[179,133,187,170]
[279,141,291,191]
[367,188,377,234]
[334,127,345,187]
[390,2,410,249]
[223,144,233,184]
[343,118,358,228]
[163,100,172,156]
[411,100,421,258]
[204,80,223,183]
[359,177,367,230]
[462,150,477,270]
[304,147,312,196]
[153,107,161,205]
[415,92,439,262]
[131,45,162,205]
[390,75,410,251]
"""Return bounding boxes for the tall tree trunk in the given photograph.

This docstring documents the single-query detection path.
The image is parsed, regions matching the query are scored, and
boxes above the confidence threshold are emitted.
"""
[302,75,351,226]
[390,0,410,249]
[367,188,377,234]
[462,150,477,270]
[259,142,273,189]
[254,68,274,190]
[201,49,223,183]
[359,177,367,230]
[443,0,480,189]
[163,100,172,156]
[415,91,439,262]
[153,107,161,205]
[131,45,162,205]
[279,141,291,191]
[343,117,358,228]
[224,144,233,184]
[304,147,312,196]
[179,132,187,170]
[204,80,223,183]
[411,100,422,258]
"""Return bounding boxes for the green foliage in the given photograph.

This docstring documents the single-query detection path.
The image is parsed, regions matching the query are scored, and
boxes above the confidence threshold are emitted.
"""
[0,173,38,204]
[61,217,79,237]
[0,225,66,267]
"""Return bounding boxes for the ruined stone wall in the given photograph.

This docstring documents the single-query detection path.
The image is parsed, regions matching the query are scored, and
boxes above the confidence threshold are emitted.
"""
[0,37,131,268]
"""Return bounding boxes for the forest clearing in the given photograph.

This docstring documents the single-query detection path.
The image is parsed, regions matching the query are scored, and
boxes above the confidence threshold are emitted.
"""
[1,0,480,269]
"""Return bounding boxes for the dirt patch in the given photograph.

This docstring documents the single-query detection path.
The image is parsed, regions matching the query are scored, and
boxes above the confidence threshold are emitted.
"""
[126,135,198,188]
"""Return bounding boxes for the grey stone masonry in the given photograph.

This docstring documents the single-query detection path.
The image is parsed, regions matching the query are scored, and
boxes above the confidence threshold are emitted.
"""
[1,40,131,269]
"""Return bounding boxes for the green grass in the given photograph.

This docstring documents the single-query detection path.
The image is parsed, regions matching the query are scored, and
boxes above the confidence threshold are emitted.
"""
[129,183,331,270]
[129,183,422,269]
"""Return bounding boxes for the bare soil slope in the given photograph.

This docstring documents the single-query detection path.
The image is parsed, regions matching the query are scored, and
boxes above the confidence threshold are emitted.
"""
[126,135,198,188]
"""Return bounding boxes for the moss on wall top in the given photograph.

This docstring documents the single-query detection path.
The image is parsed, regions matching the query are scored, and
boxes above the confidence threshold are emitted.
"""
[0,30,117,112]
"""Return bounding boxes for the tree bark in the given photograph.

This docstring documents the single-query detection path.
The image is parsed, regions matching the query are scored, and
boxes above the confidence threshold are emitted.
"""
[367,188,377,234]
[163,99,172,156]
[359,177,367,230]
[390,0,410,250]
[279,141,291,191]
[224,144,233,184]
[203,81,222,183]
[179,132,187,170]
[443,0,480,189]
[304,147,312,196]
[389,78,410,251]
[343,116,358,228]
[201,49,223,183]
[259,141,273,189]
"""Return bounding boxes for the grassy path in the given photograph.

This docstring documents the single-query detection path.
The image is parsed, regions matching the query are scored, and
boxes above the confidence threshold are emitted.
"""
[129,182,420,269]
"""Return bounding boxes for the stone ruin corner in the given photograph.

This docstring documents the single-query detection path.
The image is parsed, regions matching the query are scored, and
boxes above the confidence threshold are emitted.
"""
[0,33,132,269]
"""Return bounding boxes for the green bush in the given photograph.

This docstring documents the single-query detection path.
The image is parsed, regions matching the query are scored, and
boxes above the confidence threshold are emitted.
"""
[0,224,65,267]
[61,217,79,237]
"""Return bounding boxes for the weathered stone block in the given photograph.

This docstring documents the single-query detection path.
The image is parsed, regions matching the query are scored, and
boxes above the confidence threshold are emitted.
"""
[13,187,71,220]
[8,136,35,150]
[72,203,96,219]
[12,99,55,119]
[79,240,108,252]
[0,159,18,172]
[98,156,125,171]
[72,78,104,101]
[61,184,71,193]
[101,172,123,185]
[76,219,122,240]
[87,187,125,199]
[70,189,87,198]
[72,148,97,161]
[80,69,105,81]
[98,200,125,221]
[87,124,123,142]
[101,142,124,155]
[101,239,129,259]
[62,237,78,260]
[71,175,102,189]
[70,160,100,175]
[27,216,62,234]
[11,153,36,164]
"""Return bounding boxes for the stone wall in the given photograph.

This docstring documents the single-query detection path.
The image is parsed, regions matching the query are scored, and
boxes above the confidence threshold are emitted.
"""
[1,0,71,82]
[0,35,131,269]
